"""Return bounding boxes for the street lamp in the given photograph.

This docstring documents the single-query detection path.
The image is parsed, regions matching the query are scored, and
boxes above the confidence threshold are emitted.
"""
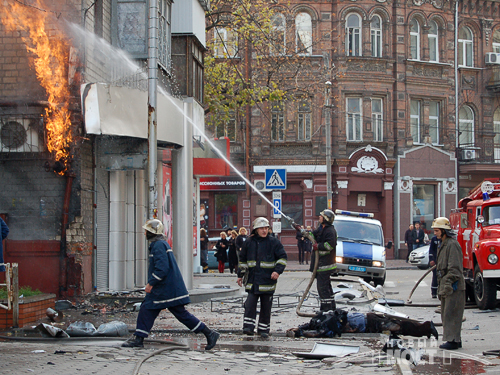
[325,81,333,209]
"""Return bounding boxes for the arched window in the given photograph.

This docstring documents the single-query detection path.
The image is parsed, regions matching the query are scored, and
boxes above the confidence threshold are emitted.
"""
[428,20,439,62]
[493,29,500,53]
[296,12,312,55]
[410,18,420,60]
[346,14,361,56]
[371,15,382,57]
[494,108,500,162]
[458,27,473,67]
[459,105,474,147]
[270,13,286,56]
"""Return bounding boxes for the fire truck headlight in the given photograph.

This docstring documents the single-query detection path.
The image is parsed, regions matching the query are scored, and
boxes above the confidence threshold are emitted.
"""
[487,253,498,265]
[336,256,343,263]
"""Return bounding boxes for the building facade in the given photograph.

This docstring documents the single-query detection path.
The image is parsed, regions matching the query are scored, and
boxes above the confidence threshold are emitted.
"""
[205,0,500,259]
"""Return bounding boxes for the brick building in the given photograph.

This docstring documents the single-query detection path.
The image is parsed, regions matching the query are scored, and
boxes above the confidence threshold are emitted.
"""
[1,0,209,296]
[204,0,500,259]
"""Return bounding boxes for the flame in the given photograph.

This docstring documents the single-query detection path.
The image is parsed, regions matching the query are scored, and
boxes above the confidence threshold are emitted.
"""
[2,0,72,174]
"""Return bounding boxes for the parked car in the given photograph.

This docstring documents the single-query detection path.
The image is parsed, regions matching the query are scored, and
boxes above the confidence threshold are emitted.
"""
[408,244,430,270]
[207,237,229,269]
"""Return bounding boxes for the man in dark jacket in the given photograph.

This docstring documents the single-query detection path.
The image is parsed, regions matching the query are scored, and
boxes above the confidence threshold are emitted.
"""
[411,222,425,249]
[295,225,306,264]
[0,217,9,272]
[404,224,414,262]
[237,217,287,338]
[310,209,337,312]
[428,235,440,298]
[122,219,219,349]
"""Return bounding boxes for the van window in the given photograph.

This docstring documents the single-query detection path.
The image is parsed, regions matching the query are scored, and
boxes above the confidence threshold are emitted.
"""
[334,220,383,246]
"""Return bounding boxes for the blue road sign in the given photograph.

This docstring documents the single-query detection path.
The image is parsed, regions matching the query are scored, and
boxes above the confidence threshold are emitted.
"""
[273,198,281,217]
[265,169,286,190]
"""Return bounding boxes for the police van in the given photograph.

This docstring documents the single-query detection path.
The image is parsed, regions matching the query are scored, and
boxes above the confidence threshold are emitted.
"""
[333,210,391,286]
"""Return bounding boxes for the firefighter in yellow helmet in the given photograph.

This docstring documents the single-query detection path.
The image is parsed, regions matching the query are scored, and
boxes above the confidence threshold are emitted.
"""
[431,217,465,350]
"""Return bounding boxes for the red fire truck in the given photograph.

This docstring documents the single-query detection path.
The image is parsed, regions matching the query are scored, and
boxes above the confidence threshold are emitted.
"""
[449,178,500,310]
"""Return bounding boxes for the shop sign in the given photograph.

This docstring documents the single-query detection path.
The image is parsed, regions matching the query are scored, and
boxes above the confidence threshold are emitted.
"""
[200,176,246,191]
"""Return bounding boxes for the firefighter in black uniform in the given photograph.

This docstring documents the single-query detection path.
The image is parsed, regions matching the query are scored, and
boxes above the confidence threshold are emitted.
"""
[237,217,287,338]
[310,209,337,312]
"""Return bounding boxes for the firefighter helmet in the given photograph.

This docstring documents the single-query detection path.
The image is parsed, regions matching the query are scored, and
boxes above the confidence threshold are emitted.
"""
[252,217,270,230]
[431,217,451,230]
[320,209,335,225]
[142,219,164,235]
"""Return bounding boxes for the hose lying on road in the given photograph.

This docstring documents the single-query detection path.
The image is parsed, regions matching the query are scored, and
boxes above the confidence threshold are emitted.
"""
[132,343,189,375]
[406,265,436,305]
[296,232,319,317]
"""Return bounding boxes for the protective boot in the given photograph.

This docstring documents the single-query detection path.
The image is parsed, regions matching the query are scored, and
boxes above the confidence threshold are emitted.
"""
[201,326,220,350]
[439,341,460,350]
[122,335,144,348]
[320,300,336,312]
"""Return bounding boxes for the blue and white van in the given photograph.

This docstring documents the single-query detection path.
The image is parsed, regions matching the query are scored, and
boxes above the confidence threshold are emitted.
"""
[333,210,391,286]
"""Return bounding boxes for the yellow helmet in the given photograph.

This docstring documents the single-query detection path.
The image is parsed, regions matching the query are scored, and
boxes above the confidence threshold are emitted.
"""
[431,217,451,230]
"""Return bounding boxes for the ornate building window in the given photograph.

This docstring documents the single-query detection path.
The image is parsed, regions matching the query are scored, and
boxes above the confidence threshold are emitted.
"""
[410,18,420,60]
[371,98,383,142]
[459,105,474,147]
[494,108,500,162]
[271,102,285,141]
[428,20,439,62]
[493,29,500,53]
[297,100,311,141]
[215,111,237,141]
[371,15,382,58]
[346,97,362,141]
[270,13,286,56]
[346,14,361,56]
[458,27,473,67]
[295,12,312,55]
[429,101,440,144]
[410,99,422,144]
[214,27,238,58]
[158,0,172,72]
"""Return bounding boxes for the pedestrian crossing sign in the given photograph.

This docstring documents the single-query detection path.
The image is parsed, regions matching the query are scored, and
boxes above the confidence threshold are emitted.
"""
[265,169,286,190]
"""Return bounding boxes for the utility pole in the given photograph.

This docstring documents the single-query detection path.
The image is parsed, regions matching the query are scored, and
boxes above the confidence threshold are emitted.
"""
[325,81,333,209]
[147,0,158,219]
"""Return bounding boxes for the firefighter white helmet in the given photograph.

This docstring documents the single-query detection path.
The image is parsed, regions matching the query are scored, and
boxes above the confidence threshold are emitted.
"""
[431,217,451,230]
[142,219,164,235]
[320,209,335,225]
[252,217,270,230]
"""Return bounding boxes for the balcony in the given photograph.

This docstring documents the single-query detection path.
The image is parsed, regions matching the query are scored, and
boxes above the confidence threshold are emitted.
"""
[485,65,500,93]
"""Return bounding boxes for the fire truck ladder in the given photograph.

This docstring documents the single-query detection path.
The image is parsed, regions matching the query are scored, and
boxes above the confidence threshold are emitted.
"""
[0,263,19,327]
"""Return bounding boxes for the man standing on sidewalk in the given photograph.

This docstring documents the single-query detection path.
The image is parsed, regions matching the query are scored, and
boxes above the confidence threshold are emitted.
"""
[237,217,287,338]
[404,224,413,263]
[122,219,219,350]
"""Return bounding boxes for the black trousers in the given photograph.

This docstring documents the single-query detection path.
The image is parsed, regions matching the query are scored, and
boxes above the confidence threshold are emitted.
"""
[431,268,438,297]
[135,304,205,338]
[366,313,433,338]
[243,292,273,334]
[297,242,305,263]
[317,270,336,311]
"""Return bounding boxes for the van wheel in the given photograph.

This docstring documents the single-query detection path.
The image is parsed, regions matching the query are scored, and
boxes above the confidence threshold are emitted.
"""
[373,274,386,287]
[474,264,497,310]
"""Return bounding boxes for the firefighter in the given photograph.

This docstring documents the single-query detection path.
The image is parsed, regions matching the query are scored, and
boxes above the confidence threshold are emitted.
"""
[122,219,220,350]
[237,217,287,338]
[431,217,465,350]
[311,209,338,312]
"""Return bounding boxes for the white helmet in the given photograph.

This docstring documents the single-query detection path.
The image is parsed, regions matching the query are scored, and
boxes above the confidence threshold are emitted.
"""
[143,219,164,235]
[252,217,270,230]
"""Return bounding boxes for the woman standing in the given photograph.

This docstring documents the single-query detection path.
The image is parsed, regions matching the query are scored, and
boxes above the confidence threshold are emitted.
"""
[227,230,239,274]
[431,217,465,350]
[199,228,209,273]
[215,232,228,273]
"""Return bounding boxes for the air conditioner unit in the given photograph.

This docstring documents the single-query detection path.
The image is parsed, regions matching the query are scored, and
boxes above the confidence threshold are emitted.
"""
[461,149,476,160]
[254,179,271,192]
[485,52,500,65]
[0,118,41,152]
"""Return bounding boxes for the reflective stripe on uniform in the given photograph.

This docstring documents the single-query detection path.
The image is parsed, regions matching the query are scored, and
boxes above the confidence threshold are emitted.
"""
[153,293,190,304]
[317,264,337,272]
[276,258,287,266]
[245,283,253,291]
[260,261,276,268]
[152,273,162,280]
[324,242,334,251]
[258,284,276,292]
[319,251,330,256]
[247,261,257,268]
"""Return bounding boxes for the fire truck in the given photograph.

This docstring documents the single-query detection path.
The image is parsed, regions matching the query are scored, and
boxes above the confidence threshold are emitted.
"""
[449,178,500,310]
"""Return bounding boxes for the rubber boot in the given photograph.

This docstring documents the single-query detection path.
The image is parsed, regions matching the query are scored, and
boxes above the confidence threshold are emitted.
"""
[201,326,220,350]
[122,335,144,348]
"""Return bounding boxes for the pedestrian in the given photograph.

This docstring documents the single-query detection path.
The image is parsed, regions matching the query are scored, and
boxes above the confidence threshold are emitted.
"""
[404,224,414,262]
[428,235,440,298]
[431,217,465,350]
[0,217,9,272]
[199,228,209,273]
[297,210,337,312]
[267,226,275,237]
[235,227,248,262]
[304,226,312,265]
[237,217,287,338]
[228,230,239,274]
[412,222,425,250]
[215,232,228,273]
[122,219,220,349]
[295,225,305,264]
